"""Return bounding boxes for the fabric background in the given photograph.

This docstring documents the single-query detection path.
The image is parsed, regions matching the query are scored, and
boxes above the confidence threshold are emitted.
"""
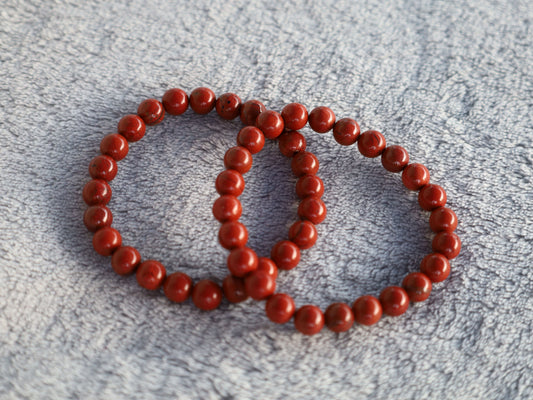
[0,0,531,399]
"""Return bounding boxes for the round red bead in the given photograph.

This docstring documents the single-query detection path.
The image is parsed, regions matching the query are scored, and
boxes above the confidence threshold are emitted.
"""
[308,106,335,133]
[111,246,141,276]
[216,93,241,120]
[418,184,447,211]
[265,293,295,324]
[432,232,461,259]
[402,272,432,302]
[219,221,248,249]
[294,305,324,335]
[333,118,360,146]
[295,175,324,198]
[298,197,327,225]
[83,179,112,206]
[420,253,451,282]
[164,272,193,303]
[429,207,458,233]
[257,257,278,279]
[189,87,216,114]
[83,205,113,232]
[381,145,409,172]
[212,195,242,222]
[89,155,117,181]
[236,126,265,154]
[325,303,355,333]
[288,220,318,249]
[92,227,122,256]
[402,163,430,191]
[271,240,300,270]
[227,247,258,277]
[291,151,319,177]
[117,114,146,142]
[222,275,248,303]
[352,295,382,326]
[278,131,307,157]
[215,169,245,197]
[192,279,222,311]
[240,100,266,126]
[256,110,284,139]
[281,103,308,131]
[162,88,189,115]
[244,270,276,300]
[100,133,129,161]
[137,98,165,125]
[357,130,386,158]
[224,146,253,174]
[379,286,410,317]
[136,260,166,290]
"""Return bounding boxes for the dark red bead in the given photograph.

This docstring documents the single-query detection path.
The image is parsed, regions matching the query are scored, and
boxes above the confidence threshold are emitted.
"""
[256,110,284,139]
[117,114,146,142]
[215,170,245,196]
[189,87,216,114]
[357,130,386,158]
[281,103,308,131]
[298,197,327,225]
[92,227,122,256]
[333,118,360,146]
[257,257,278,279]
[111,246,141,276]
[271,240,300,270]
[100,133,129,161]
[216,92,241,120]
[402,272,432,302]
[308,106,335,133]
[420,253,451,283]
[164,272,193,303]
[162,88,189,115]
[381,145,409,172]
[136,260,166,290]
[432,232,461,259]
[278,131,307,157]
[212,195,242,222]
[83,205,113,232]
[429,207,458,233]
[295,175,324,198]
[294,305,324,335]
[291,151,319,177]
[352,295,382,326]
[265,293,295,324]
[240,100,266,126]
[288,220,318,249]
[222,275,248,303]
[227,247,258,277]
[224,146,253,174]
[219,221,248,249]
[237,126,265,154]
[83,179,112,206]
[137,98,165,125]
[245,270,276,300]
[418,184,447,211]
[89,155,117,181]
[192,279,222,310]
[402,163,430,191]
[379,286,410,316]
[325,303,355,333]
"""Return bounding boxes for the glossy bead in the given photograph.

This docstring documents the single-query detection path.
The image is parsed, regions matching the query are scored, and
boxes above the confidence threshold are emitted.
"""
[352,295,382,326]
[117,114,146,142]
[281,103,308,131]
[244,270,276,300]
[265,293,295,324]
[222,275,248,303]
[136,260,166,290]
[137,98,165,125]
[83,205,113,232]
[227,247,258,277]
[257,257,278,279]
[418,184,447,211]
[192,279,222,310]
[325,303,355,333]
[291,151,319,177]
[224,146,253,174]
[294,305,324,335]
[308,106,335,133]
[88,155,117,181]
[92,227,122,256]
[278,131,307,157]
[288,220,318,249]
[218,221,248,249]
[162,88,189,115]
[236,126,265,154]
[271,240,300,270]
[100,133,129,161]
[333,118,360,146]
[82,179,112,206]
[164,272,193,303]
[432,232,461,259]
[379,286,410,317]
[357,130,386,158]
[189,87,216,114]
[216,92,241,120]
[420,253,451,283]
[215,169,245,196]
[402,272,432,302]
[402,163,430,191]
[429,207,458,233]
[111,246,141,276]
[240,99,266,126]
[255,110,284,139]
[298,197,327,225]
[295,175,324,198]
[381,145,409,172]
[212,195,242,222]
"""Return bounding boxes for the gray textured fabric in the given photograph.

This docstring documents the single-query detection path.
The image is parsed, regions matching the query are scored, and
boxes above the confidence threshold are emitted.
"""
[1,0,532,399]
